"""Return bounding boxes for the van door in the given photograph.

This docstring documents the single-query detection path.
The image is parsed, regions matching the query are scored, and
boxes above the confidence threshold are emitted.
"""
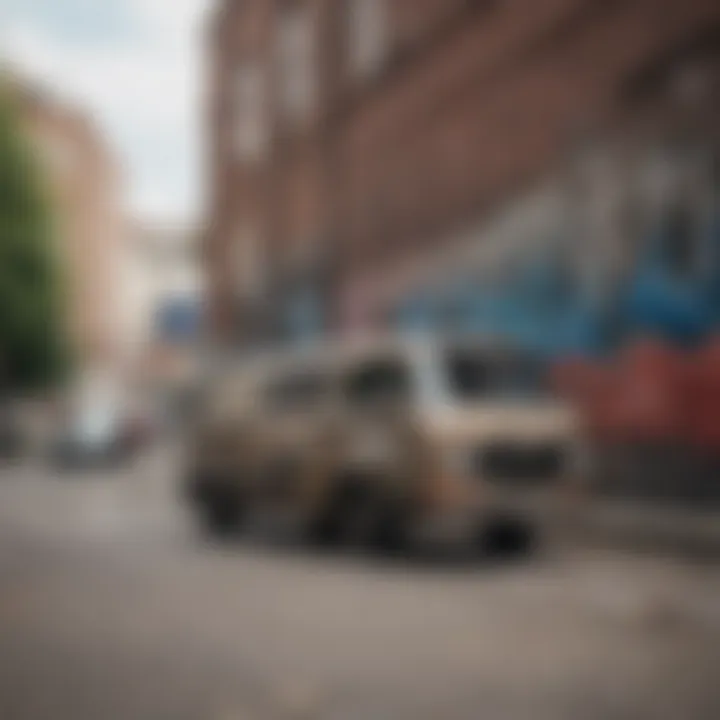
[339,354,421,493]
[254,366,337,520]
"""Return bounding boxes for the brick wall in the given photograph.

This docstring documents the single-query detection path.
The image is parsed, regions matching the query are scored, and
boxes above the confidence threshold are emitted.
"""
[206,0,720,342]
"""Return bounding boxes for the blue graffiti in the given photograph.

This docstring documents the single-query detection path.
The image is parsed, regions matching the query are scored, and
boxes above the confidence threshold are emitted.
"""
[390,201,720,359]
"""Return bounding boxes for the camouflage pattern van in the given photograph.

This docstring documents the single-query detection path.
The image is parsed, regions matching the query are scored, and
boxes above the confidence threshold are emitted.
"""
[184,335,582,552]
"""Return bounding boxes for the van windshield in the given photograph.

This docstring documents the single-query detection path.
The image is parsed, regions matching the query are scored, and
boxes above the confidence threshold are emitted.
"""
[345,358,412,407]
[444,346,548,401]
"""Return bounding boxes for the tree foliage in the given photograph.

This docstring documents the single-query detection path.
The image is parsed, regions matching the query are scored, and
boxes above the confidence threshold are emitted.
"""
[0,85,70,393]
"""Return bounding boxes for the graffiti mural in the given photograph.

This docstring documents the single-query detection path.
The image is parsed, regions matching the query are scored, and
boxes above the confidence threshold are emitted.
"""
[390,142,720,359]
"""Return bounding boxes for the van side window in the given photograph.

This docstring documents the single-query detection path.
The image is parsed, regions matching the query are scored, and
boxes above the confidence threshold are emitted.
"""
[445,348,549,400]
[344,358,412,407]
[266,371,329,411]
[445,350,493,400]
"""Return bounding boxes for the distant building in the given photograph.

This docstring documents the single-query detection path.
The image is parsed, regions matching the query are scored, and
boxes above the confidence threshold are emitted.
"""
[206,0,720,351]
[122,221,202,386]
[10,74,127,369]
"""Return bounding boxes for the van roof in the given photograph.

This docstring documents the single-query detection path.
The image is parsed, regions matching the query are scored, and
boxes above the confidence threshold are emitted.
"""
[203,331,514,383]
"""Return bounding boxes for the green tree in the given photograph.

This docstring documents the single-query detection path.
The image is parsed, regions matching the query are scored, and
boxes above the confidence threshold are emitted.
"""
[0,84,70,394]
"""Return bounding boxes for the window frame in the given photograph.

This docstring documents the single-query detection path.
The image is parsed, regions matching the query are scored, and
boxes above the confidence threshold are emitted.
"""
[232,59,267,161]
[346,0,388,80]
[276,0,317,124]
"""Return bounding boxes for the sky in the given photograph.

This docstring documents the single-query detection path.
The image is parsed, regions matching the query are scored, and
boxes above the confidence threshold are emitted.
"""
[1,0,211,224]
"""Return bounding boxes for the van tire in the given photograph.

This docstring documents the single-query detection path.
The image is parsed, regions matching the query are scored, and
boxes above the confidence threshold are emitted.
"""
[309,481,409,553]
[197,488,245,540]
[308,480,372,547]
[371,501,410,554]
[308,486,353,547]
[479,517,536,558]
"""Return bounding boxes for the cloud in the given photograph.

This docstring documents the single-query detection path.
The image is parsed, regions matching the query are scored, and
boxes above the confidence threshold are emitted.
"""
[1,0,210,223]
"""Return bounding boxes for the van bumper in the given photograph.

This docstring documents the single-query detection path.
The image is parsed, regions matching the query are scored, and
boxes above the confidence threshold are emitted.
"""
[415,485,569,546]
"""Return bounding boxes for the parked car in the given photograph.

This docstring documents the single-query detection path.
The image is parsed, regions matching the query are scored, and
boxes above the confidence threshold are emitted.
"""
[49,398,124,471]
[185,334,583,553]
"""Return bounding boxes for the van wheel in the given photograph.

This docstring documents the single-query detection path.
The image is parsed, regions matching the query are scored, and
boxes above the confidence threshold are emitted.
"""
[308,481,373,548]
[309,484,409,553]
[308,490,350,547]
[479,517,536,558]
[198,490,244,540]
[371,502,410,554]
[308,512,340,547]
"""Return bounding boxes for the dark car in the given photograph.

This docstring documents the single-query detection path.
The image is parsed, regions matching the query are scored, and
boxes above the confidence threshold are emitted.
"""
[49,412,158,473]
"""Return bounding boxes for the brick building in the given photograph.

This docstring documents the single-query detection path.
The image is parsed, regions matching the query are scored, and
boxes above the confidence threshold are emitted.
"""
[206,0,720,347]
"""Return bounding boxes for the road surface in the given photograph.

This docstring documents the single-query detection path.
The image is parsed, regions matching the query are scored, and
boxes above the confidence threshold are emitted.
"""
[0,446,719,719]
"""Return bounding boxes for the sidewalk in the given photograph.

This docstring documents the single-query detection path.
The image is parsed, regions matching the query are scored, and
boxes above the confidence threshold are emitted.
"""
[572,501,720,559]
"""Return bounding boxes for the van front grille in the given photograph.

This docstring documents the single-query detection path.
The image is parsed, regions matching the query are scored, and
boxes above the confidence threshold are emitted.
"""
[477,444,565,486]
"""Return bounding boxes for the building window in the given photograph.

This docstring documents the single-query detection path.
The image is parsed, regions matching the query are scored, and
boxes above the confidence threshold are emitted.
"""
[235,223,264,299]
[233,61,267,161]
[277,1,316,123]
[347,0,387,79]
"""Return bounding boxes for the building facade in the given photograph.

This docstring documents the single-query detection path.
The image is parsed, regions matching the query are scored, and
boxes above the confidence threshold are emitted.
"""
[206,0,720,351]
[13,78,127,370]
[122,221,203,389]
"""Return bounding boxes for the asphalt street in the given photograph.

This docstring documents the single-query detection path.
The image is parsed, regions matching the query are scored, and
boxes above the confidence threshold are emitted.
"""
[0,445,719,720]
